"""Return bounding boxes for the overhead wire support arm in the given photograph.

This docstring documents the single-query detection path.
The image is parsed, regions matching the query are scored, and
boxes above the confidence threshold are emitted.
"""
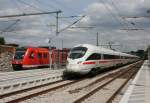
[0,19,20,34]
[58,15,85,34]
[58,15,85,19]
[70,26,95,29]
[0,10,62,18]
[122,16,150,19]
[120,28,144,31]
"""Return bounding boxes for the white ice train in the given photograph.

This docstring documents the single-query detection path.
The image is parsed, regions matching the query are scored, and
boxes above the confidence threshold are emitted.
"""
[65,44,139,75]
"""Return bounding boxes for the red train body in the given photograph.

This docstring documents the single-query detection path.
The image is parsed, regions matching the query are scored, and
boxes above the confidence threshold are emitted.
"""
[12,47,69,70]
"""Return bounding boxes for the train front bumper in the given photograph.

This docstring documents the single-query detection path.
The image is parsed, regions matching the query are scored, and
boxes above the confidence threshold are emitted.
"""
[65,64,91,75]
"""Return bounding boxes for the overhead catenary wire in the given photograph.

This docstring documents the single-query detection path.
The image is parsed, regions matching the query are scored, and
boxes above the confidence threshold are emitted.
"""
[107,0,132,30]
[0,0,87,36]
[110,0,150,34]
[16,0,72,30]
[16,0,87,33]
[58,15,86,33]
[50,0,81,15]
[0,19,21,34]
[16,0,45,12]
[35,0,59,11]
[13,0,24,14]
[70,26,95,29]
[100,0,126,30]
[34,0,74,25]
[130,21,150,34]
[35,0,87,25]
[0,11,62,18]
[109,0,149,31]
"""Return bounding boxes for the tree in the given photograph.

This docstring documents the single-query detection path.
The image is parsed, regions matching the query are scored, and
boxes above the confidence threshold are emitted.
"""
[0,37,5,45]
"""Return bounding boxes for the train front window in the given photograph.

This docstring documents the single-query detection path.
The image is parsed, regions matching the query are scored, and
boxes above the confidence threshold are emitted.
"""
[14,51,25,59]
[69,47,87,59]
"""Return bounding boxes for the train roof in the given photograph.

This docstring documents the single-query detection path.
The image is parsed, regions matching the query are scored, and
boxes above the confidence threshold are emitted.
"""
[16,47,49,51]
[74,44,138,58]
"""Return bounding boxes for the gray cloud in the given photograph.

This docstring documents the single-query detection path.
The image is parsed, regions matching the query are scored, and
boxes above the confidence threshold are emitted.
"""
[0,0,150,52]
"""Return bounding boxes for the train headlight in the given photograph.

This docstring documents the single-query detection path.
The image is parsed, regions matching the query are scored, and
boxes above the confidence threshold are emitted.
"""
[77,61,82,64]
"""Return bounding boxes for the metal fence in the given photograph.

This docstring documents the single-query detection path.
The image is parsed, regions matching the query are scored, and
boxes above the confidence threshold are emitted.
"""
[50,49,69,69]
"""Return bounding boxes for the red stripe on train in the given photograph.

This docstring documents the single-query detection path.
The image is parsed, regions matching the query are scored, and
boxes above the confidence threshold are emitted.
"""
[83,61,96,64]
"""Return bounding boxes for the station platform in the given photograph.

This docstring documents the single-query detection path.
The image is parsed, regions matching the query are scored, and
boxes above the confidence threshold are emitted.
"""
[120,60,150,103]
[0,68,64,96]
[0,68,64,86]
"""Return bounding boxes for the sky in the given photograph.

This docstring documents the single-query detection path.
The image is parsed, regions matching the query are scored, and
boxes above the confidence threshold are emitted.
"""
[0,0,150,52]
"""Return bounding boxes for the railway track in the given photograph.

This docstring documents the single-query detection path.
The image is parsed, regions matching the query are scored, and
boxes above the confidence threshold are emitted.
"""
[0,79,84,103]
[0,61,143,103]
[0,66,121,103]
[74,61,143,103]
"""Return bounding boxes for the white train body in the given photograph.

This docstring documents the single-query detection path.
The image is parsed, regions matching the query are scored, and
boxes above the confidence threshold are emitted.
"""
[66,44,139,75]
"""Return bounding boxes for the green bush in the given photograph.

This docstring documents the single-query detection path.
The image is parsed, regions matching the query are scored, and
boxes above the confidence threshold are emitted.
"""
[0,37,5,45]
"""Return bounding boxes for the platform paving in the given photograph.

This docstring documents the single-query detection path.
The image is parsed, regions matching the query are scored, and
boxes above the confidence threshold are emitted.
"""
[120,60,150,103]
[0,68,64,86]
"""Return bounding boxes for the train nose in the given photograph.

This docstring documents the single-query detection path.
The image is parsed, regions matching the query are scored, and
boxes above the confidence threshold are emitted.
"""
[67,63,79,69]
[66,62,80,71]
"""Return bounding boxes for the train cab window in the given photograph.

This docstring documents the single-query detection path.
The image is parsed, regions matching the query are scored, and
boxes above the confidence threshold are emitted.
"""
[14,51,25,59]
[38,53,42,59]
[14,48,27,60]
[29,51,34,59]
[86,53,101,60]
[69,47,87,59]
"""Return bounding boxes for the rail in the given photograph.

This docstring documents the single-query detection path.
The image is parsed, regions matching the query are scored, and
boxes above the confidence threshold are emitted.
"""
[74,61,143,103]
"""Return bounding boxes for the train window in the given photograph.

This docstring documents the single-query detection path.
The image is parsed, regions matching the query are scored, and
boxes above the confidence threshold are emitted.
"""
[29,51,34,59]
[114,55,120,59]
[69,47,87,59]
[43,53,48,58]
[103,54,115,59]
[38,53,42,59]
[120,56,123,59]
[86,53,101,60]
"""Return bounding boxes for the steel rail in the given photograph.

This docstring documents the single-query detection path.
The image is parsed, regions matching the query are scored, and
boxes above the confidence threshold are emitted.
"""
[73,61,142,103]
[0,80,64,99]
[106,62,143,103]
[1,61,141,103]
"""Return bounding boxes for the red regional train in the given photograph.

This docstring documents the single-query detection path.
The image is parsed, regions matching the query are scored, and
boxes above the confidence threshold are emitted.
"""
[12,47,69,70]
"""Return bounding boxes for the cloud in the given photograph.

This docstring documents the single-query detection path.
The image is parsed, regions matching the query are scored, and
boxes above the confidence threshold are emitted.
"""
[0,0,150,51]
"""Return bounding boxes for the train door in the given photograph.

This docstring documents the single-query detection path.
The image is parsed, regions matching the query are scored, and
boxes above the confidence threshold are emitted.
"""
[28,50,36,67]
[43,52,49,65]
[37,52,42,66]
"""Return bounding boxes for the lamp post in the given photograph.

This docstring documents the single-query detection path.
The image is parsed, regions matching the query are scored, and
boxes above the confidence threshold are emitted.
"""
[48,38,52,70]
[148,45,150,64]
